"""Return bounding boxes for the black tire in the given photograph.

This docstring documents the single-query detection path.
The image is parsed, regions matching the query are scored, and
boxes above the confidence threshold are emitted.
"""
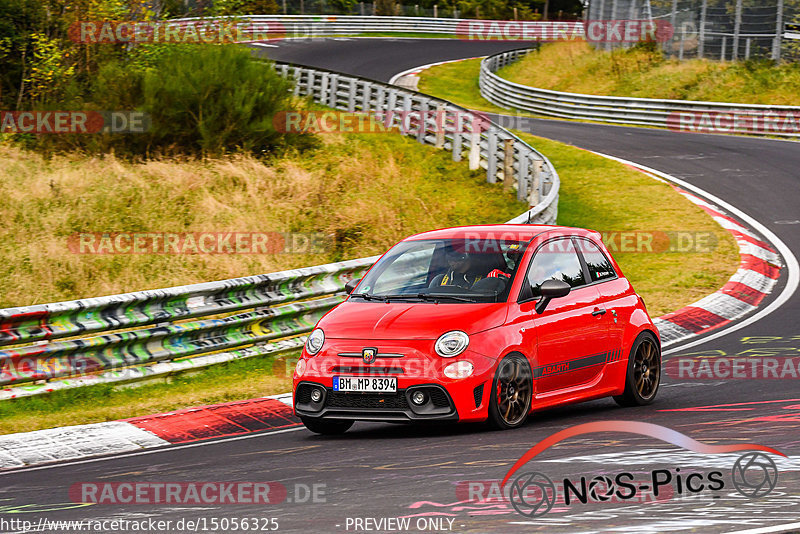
[614,331,661,407]
[300,417,353,435]
[487,354,533,430]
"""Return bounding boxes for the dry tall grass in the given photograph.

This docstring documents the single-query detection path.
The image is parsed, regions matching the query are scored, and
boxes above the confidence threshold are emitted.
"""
[0,133,525,307]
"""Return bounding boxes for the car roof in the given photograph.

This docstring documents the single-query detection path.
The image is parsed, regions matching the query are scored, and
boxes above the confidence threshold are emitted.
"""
[404,224,601,242]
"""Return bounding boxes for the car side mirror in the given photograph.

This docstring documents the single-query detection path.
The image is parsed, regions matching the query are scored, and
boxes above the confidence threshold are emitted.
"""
[345,278,362,295]
[535,279,571,314]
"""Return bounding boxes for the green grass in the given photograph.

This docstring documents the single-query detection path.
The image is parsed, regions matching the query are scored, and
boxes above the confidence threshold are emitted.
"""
[500,41,800,104]
[417,57,514,114]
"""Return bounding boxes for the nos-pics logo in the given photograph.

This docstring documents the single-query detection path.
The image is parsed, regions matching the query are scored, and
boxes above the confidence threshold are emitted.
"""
[501,421,783,518]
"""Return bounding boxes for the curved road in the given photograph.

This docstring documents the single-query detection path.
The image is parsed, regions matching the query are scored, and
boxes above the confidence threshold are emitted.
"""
[2,39,800,534]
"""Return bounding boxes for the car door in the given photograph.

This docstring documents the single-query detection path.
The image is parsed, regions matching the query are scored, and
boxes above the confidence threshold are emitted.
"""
[519,237,614,394]
[574,237,629,355]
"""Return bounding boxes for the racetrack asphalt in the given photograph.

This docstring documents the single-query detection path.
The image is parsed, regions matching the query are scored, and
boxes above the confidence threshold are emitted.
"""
[2,39,799,534]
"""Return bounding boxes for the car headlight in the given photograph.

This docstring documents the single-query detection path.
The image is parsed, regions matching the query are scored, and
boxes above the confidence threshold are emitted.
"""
[444,360,474,379]
[435,330,469,358]
[295,358,307,377]
[305,329,325,355]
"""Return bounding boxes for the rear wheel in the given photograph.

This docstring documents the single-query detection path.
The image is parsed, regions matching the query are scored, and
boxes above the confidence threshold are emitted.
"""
[614,331,661,407]
[488,354,533,430]
[300,417,353,435]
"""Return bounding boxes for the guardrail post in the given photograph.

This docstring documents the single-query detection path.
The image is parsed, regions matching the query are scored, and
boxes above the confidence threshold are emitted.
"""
[386,89,398,129]
[329,75,339,108]
[452,128,462,162]
[417,99,429,143]
[503,139,514,191]
[376,86,385,121]
[348,80,356,111]
[435,104,446,148]
[518,152,529,202]
[361,81,371,112]
[320,73,329,103]
[468,124,480,171]
[307,71,316,99]
[530,159,542,206]
[293,67,303,96]
[486,129,497,183]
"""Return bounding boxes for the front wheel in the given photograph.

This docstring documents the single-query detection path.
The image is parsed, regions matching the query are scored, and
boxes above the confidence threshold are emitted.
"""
[487,354,533,430]
[614,331,661,407]
[300,417,353,435]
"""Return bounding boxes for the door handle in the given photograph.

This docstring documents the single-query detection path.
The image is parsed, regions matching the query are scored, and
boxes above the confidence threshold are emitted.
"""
[592,308,607,317]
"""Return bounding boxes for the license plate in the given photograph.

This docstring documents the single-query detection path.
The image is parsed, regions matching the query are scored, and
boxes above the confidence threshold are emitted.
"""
[333,376,397,393]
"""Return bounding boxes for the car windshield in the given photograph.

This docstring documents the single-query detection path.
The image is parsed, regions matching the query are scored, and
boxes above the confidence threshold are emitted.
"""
[352,238,529,303]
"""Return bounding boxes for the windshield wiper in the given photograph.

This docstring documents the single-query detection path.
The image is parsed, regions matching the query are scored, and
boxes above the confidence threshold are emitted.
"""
[350,292,381,301]
[380,293,477,303]
[424,293,477,303]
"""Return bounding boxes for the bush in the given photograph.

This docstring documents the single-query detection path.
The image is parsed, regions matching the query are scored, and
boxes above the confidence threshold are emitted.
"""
[29,44,312,159]
[142,45,299,157]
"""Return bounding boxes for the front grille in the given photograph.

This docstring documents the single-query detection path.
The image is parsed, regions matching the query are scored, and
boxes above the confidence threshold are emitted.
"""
[295,383,314,404]
[473,384,484,408]
[327,392,410,410]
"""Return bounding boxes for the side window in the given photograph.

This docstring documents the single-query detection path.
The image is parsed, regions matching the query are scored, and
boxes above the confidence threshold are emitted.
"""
[526,239,586,298]
[578,239,617,282]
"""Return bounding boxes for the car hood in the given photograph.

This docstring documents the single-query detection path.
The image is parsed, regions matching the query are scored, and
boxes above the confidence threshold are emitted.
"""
[319,300,508,340]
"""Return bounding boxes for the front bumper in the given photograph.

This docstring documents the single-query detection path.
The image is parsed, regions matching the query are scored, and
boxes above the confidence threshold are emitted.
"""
[293,342,497,423]
[294,382,460,422]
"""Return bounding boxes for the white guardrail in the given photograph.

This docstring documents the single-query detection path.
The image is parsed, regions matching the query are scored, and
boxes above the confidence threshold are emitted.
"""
[0,57,559,400]
[170,14,570,36]
[480,48,800,137]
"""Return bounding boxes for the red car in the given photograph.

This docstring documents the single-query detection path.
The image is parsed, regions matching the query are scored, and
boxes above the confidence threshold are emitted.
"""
[293,224,661,434]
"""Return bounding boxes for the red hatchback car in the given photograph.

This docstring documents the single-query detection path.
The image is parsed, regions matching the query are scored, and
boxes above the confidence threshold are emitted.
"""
[293,224,661,434]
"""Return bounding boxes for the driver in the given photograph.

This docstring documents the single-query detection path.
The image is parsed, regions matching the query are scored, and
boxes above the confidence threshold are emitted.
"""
[440,251,482,289]
[439,250,511,289]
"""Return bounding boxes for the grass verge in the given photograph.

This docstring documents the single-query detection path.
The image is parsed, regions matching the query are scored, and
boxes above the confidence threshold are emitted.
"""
[499,41,800,104]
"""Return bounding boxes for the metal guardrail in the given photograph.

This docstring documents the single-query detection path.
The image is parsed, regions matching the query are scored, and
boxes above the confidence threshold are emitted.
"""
[169,15,568,37]
[480,48,800,137]
[0,58,560,400]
